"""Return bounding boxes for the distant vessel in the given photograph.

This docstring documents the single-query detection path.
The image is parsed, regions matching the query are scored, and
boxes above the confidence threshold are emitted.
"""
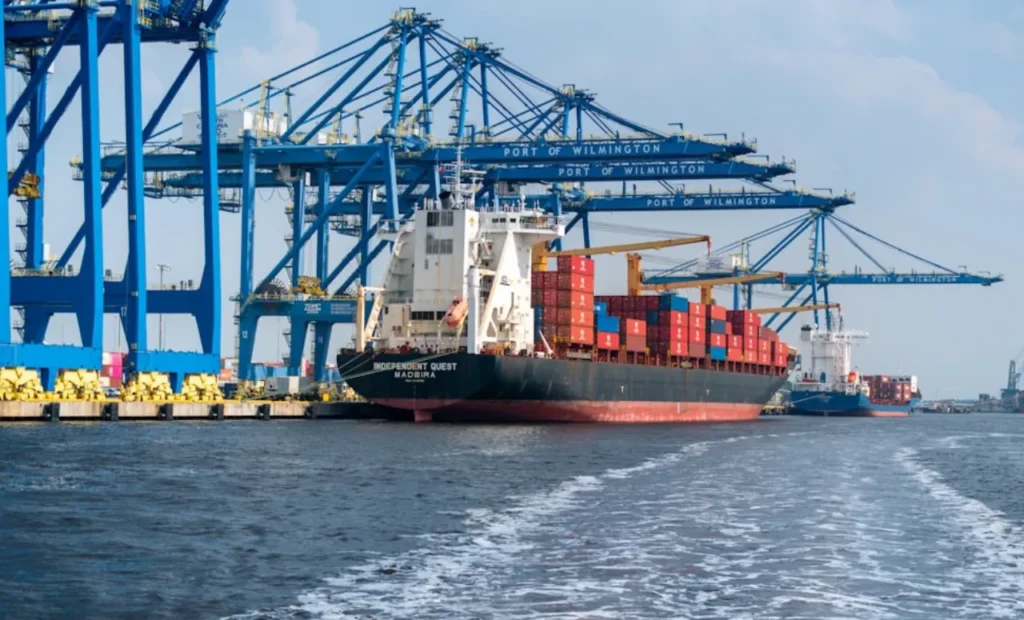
[336,153,793,423]
[788,322,921,417]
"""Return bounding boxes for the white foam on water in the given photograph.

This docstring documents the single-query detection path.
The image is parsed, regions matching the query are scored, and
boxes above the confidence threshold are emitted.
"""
[895,447,1024,619]
[223,434,761,619]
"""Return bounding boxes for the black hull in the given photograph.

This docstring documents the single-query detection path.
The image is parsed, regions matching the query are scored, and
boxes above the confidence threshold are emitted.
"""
[336,351,788,423]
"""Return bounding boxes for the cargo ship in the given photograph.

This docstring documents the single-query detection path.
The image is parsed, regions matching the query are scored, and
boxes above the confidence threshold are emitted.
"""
[788,323,921,417]
[336,160,794,423]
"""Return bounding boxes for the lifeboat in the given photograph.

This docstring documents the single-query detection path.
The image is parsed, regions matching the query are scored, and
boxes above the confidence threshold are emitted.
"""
[443,297,468,329]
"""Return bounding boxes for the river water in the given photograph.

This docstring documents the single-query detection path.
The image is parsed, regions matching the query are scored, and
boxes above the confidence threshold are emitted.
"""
[2,414,1023,619]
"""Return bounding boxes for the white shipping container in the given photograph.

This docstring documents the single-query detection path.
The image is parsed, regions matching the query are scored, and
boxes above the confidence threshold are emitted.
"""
[101,351,112,365]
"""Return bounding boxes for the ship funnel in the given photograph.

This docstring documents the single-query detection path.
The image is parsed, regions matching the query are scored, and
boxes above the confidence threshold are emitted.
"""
[439,190,455,210]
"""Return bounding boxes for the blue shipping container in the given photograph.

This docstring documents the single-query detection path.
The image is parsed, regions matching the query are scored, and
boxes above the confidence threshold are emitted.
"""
[709,319,727,334]
[594,301,608,316]
[658,294,689,312]
[710,346,727,361]
[535,307,545,321]
[646,310,660,324]
[596,315,620,333]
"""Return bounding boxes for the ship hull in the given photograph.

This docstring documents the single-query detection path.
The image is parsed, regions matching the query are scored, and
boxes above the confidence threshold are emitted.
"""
[337,351,787,424]
[789,390,918,418]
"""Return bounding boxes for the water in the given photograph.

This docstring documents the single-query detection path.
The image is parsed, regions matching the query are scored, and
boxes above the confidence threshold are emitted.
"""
[2,415,1024,619]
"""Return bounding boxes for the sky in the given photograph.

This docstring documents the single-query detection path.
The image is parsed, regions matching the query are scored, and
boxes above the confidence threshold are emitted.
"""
[13,0,1024,399]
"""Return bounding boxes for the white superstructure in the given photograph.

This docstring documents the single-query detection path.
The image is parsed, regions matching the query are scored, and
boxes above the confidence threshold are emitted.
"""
[364,155,564,354]
[795,320,869,395]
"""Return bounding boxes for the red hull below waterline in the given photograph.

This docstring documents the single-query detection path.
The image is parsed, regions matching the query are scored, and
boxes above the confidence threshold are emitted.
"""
[377,398,765,423]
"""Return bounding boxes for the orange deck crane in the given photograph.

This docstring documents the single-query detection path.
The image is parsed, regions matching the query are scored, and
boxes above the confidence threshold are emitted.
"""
[532,235,711,272]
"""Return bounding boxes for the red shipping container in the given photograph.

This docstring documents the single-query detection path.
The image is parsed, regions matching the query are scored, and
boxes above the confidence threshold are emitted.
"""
[654,340,688,357]
[727,348,743,362]
[725,323,733,335]
[557,255,594,275]
[645,296,660,310]
[622,318,647,338]
[688,327,705,344]
[710,333,726,348]
[659,311,687,327]
[689,343,707,358]
[556,272,595,293]
[744,336,757,351]
[688,313,703,330]
[745,351,758,363]
[596,331,620,350]
[557,290,594,310]
[556,324,594,345]
[709,305,727,321]
[758,351,770,365]
[775,354,787,367]
[625,334,646,352]
[758,340,770,354]
[556,307,594,328]
[729,335,744,349]
[689,302,704,318]
[540,289,558,307]
[666,325,687,342]
[609,296,624,313]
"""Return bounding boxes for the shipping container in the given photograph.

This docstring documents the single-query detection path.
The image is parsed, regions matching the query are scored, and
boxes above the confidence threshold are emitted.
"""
[709,319,727,334]
[689,343,708,358]
[710,346,727,361]
[646,309,660,324]
[647,325,661,342]
[688,327,705,344]
[744,336,757,351]
[625,334,646,352]
[729,335,744,349]
[556,272,595,293]
[540,289,558,307]
[758,351,770,365]
[594,301,608,316]
[665,325,687,342]
[557,256,594,275]
[596,315,619,333]
[657,294,689,312]
[556,290,594,310]
[709,305,727,321]
[709,333,727,348]
[689,302,704,318]
[556,307,594,328]
[659,310,687,327]
[621,318,647,338]
[758,340,770,354]
[688,313,703,330]
[727,348,744,362]
[653,340,688,357]
[775,353,787,368]
[556,324,594,345]
[596,331,620,350]
[745,351,758,363]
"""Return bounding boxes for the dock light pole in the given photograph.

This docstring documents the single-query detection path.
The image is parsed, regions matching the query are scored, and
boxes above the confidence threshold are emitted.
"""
[157,263,171,349]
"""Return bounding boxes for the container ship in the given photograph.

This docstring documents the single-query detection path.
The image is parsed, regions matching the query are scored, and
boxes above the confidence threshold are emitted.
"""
[788,323,921,417]
[336,164,794,424]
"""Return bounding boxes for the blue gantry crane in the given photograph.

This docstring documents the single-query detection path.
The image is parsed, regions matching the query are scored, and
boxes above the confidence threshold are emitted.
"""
[643,205,1003,331]
[4,0,231,393]
[10,5,864,390]
[83,7,855,385]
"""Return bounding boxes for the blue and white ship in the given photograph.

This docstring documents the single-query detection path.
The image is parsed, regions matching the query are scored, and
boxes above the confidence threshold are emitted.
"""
[788,322,920,417]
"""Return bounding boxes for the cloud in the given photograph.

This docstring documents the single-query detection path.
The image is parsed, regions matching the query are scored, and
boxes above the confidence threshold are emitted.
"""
[235,0,320,83]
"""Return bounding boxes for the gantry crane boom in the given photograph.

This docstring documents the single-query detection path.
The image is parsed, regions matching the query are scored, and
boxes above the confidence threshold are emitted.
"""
[637,271,786,304]
[533,235,710,271]
[749,302,840,314]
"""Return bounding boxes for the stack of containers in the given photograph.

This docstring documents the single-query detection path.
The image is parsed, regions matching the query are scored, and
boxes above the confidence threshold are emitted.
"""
[707,304,728,361]
[100,351,124,388]
[757,326,777,366]
[594,301,621,350]
[554,256,595,347]
[688,302,707,358]
[727,310,761,364]
[531,266,559,347]
[646,295,689,357]
[621,317,647,353]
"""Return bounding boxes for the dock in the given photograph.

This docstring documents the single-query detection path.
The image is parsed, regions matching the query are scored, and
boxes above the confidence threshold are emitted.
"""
[0,400,396,423]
